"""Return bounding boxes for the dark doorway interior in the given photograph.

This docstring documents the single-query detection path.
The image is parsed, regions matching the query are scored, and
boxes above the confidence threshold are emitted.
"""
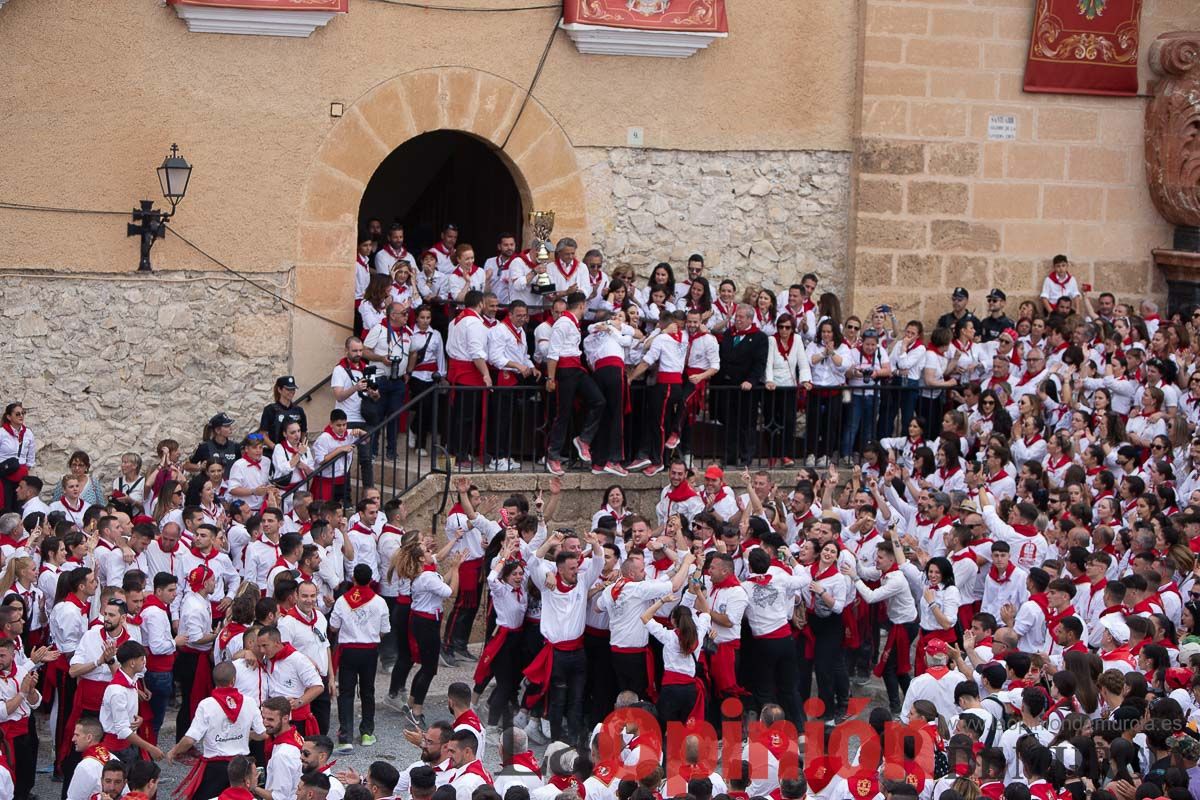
[358,130,524,259]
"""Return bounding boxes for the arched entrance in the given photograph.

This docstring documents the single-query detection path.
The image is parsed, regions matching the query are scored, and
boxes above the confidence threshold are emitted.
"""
[359,130,524,257]
[294,67,591,392]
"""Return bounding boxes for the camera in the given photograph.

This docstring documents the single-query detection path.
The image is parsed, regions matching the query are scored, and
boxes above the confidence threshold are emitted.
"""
[388,355,403,380]
[361,365,381,393]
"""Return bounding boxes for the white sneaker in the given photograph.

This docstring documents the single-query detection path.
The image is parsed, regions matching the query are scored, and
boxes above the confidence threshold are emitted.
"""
[513,708,530,729]
[505,459,522,472]
[525,719,548,745]
[540,718,551,740]
[488,459,505,471]
[408,431,417,448]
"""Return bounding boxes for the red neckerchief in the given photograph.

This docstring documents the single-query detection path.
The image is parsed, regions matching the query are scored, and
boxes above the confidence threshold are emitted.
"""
[453,307,481,328]
[452,265,478,280]
[1017,369,1044,387]
[82,743,112,766]
[143,594,170,621]
[323,425,348,442]
[453,708,482,733]
[549,774,584,797]
[269,643,298,668]
[562,311,580,329]
[1046,604,1076,634]
[285,605,318,628]
[1047,454,1070,472]
[1010,522,1038,537]
[988,561,1015,583]
[809,560,838,583]
[211,687,244,723]
[651,555,674,573]
[769,558,793,575]
[555,257,580,280]
[191,546,219,565]
[906,338,924,354]
[385,244,409,260]
[102,625,131,650]
[774,333,795,360]
[711,572,741,590]
[65,592,89,615]
[503,318,523,343]
[1028,592,1051,619]
[666,481,699,502]
[343,584,376,609]
[453,759,494,786]
[337,357,365,375]
[554,572,577,594]
[714,300,737,317]
[1102,603,1129,617]
[508,751,540,775]
[938,465,960,481]
[1,424,26,449]
[1048,270,1072,289]
[1103,644,1135,664]
[59,495,84,513]
[110,666,137,690]
[218,622,247,651]
[272,725,305,751]
[734,323,760,337]
[746,573,773,587]
[755,308,772,327]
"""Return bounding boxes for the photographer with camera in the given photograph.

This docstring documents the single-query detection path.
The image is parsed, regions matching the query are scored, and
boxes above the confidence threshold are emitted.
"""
[363,301,411,461]
[330,337,378,489]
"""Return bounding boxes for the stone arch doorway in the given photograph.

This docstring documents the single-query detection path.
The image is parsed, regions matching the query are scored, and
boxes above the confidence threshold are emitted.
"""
[294,67,590,390]
[358,130,525,258]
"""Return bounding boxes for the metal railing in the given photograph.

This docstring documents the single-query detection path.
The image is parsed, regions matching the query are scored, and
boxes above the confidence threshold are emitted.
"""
[294,375,332,405]
[280,380,958,505]
[364,380,956,475]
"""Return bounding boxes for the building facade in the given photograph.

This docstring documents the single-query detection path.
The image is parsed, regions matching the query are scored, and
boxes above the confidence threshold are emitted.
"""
[0,0,1191,468]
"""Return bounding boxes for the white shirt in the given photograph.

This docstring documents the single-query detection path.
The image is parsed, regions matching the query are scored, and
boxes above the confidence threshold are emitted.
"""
[49,497,90,527]
[309,430,358,481]
[854,570,918,625]
[265,649,322,701]
[982,506,1048,571]
[244,537,282,587]
[184,691,265,757]
[766,335,811,387]
[546,313,585,364]
[228,457,270,498]
[980,564,1029,619]
[597,578,672,648]
[375,244,416,276]
[266,734,304,800]
[705,579,749,644]
[180,591,214,650]
[0,661,40,730]
[65,746,118,800]
[487,320,532,376]
[641,331,688,378]
[99,672,141,742]
[50,597,89,654]
[407,326,446,381]
[529,553,603,643]
[446,266,486,299]
[647,612,710,676]
[807,342,852,386]
[331,359,368,422]
[740,571,810,636]
[0,425,35,471]
[364,320,410,363]
[330,591,390,644]
[1040,272,1080,305]
[234,658,272,706]
[278,608,331,677]
[448,760,492,800]
[446,310,489,364]
[71,626,128,682]
[411,569,453,617]
[484,254,515,306]
[655,484,704,527]
[899,666,966,724]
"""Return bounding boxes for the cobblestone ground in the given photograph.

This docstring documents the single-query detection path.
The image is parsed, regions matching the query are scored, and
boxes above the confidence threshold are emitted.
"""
[30,655,888,798]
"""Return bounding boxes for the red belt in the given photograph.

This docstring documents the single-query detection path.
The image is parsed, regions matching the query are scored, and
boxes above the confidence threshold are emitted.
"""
[175,754,236,800]
[612,645,658,701]
[657,371,683,385]
[474,624,522,686]
[523,636,583,707]
[101,733,129,751]
[758,623,792,640]
[557,356,584,370]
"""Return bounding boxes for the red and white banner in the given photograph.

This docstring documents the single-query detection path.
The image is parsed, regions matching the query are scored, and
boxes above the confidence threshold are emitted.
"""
[1023,0,1143,96]
[563,0,728,34]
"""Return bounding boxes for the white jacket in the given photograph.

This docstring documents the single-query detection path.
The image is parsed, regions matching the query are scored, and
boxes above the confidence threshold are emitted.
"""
[765,336,812,387]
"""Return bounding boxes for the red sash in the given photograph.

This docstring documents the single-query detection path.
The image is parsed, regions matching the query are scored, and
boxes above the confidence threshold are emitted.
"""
[522,637,583,707]
[473,624,522,686]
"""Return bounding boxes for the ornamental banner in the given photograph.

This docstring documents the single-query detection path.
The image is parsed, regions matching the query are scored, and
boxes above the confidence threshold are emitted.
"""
[167,0,348,10]
[562,0,728,34]
[1023,0,1143,96]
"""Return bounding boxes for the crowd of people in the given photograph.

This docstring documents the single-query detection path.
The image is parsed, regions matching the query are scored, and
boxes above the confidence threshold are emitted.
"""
[0,237,1199,800]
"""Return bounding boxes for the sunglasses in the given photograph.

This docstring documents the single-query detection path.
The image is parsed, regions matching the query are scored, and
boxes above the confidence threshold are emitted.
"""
[247,433,265,442]
[981,400,996,406]
[846,324,860,331]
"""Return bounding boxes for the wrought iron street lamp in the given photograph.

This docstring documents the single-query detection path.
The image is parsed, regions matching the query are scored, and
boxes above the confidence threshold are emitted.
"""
[127,143,192,272]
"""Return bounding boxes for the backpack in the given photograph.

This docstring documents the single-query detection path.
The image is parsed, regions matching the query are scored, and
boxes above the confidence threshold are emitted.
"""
[981,696,1010,746]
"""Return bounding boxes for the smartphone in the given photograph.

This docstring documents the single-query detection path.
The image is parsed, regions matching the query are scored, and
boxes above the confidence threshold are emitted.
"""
[880,304,891,314]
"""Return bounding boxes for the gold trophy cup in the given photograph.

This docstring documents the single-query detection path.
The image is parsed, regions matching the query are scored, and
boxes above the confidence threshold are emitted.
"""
[529,210,556,294]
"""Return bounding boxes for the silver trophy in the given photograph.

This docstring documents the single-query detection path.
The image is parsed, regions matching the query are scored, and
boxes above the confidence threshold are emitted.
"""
[529,210,556,295]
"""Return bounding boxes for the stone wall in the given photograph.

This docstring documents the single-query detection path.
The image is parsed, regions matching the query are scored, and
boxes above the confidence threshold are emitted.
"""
[851,0,1186,325]
[2,270,293,482]
[581,147,853,299]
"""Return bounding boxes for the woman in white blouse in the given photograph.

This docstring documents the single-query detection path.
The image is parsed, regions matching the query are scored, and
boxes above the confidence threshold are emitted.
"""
[897,553,960,676]
[641,588,711,726]
[110,452,145,506]
[270,420,314,493]
[764,313,812,466]
[804,320,851,466]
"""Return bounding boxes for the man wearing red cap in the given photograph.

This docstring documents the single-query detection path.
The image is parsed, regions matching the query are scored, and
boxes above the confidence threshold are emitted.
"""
[699,466,740,522]
[898,638,964,724]
[177,564,218,737]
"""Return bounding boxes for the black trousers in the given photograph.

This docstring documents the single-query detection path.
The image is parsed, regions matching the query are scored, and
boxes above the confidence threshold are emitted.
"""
[583,634,616,729]
[546,648,587,750]
[611,649,651,700]
[389,602,413,696]
[591,366,626,467]
[547,368,604,461]
[481,630,524,727]
[657,683,696,728]
[716,384,760,466]
[381,596,400,669]
[764,387,798,460]
[409,614,441,705]
[6,728,36,800]
[450,387,484,462]
[174,649,201,737]
[338,646,378,740]
[749,636,801,724]
[312,684,332,736]
[798,614,849,719]
[805,390,842,458]
[53,673,77,778]
[408,379,437,448]
[637,381,685,465]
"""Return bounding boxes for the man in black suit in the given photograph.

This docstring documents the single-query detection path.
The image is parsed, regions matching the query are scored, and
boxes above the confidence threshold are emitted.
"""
[714,306,768,466]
